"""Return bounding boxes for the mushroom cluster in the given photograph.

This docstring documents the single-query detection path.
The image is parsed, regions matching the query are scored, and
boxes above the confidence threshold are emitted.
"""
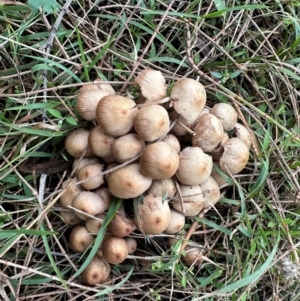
[60,70,251,284]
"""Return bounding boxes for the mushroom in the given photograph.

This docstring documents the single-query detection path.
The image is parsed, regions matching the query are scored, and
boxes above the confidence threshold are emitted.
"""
[77,163,104,190]
[125,237,137,254]
[134,104,170,142]
[94,187,113,208]
[72,191,107,220]
[107,213,135,237]
[69,225,95,253]
[60,210,81,225]
[101,236,128,264]
[135,69,167,103]
[211,103,238,131]
[162,134,181,153]
[134,194,171,235]
[220,138,249,175]
[112,133,145,163]
[146,178,177,198]
[60,178,83,208]
[96,95,137,137]
[164,209,185,234]
[85,214,105,234]
[176,147,212,186]
[192,113,225,152]
[200,176,221,208]
[107,163,152,199]
[72,157,101,177]
[233,123,251,148]
[172,184,204,216]
[170,77,206,124]
[65,129,94,158]
[76,83,115,121]
[140,141,179,179]
[88,125,115,158]
[210,167,229,187]
[182,246,203,267]
[81,255,110,285]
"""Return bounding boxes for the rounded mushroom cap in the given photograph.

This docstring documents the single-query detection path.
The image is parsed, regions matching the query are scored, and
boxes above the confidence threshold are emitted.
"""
[200,176,221,208]
[69,225,95,253]
[72,157,102,177]
[211,103,238,131]
[125,237,137,254]
[164,209,185,234]
[107,213,135,237]
[60,178,83,208]
[88,125,115,158]
[76,83,115,121]
[233,123,251,148]
[134,194,171,235]
[176,147,213,186]
[171,77,206,124]
[162,134,181,153]
[85,214,105,234]
[172,184,204,216]
[112,133,145,163]
[220,138,249,175]
[140,141,179,179]
[60,210,81,225]
[65,129,94,158]
[135,69,167,103]
[94,187,113,208]
[182,246,203,267]
[72,191,107,220]
[146,178,177,198]
[210,167,229,188]
[77,163,104,190]
[96,95,137,137]
[81,255,110,285]
[101,236,128,264]
[107,163,152,199]
[134,104,170,142]
[192,113,225,152]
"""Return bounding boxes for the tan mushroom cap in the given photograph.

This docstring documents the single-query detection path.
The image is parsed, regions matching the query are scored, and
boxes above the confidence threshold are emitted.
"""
[88,125,115,158]
[96,95,137,137]
[85,214,105,234]
[134,194,171,235]
[210,167,229,188]
[140,141,179,179]
[200,176,221,208]
[220,138,249,175]
[211,103,238,131]
[60,177,83,208]
[101,236,128,264]
[192,113,225,152]
[134,104,170,142]
[172,184,204,216]
[81,255,110,285]
[77,163,104,190]
[125,237,137,254]
[112,133,145,163]
[107,163,152,199]
[60,210,81,225]
[171,77,206,124]
[135,69,167,103]
[65,129,94,158]
[182,246,203,266]
[76,83,115,121]
[233,123,251,148]
[162,134,181,153]
[164,209,185,234]
[72,157,101,177]
[69,225,95,253]
[176,147,213,186]
[146,178,177,198]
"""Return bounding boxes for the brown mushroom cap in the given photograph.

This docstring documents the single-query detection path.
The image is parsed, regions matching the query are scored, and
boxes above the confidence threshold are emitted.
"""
[112,133,145,163]
[171,77,206,124]
[140,141,179,179]
[192,113,225,152]
[211,103,238,131]
[220,138,249,175]
[101,236,128,264]
[72,191,107,220]
[85,214,105,234]
[135,69,167,103]
[125,237,137,254]
[60,210,81,225]
[69,225,95,253]
[96,95,137,137]
[200,176,221,208]
[81,255,110,285]
[107,163,152,199]
[88,125,115,158]
[162,134,181,153]
[65,129,94,158]
[76,83,115,121]
[134,194,171,235]
[107,213,135,237]
[72,157,101,177]
[94,187,113,208]
[164,209,185,234]
[182,246,203,266]
[233,123,251,148]
[172,184,204,216]
[146,178,176,198]
[77,163,104,190]
[134,104,170,142]
[176,147,213,185]
[60,178,83,208]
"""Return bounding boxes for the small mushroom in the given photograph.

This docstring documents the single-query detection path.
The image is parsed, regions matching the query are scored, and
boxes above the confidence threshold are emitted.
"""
[170,77,206,124]
[162,134,181,153]
[125,237,137,254]
[233,123,251,148]
[77,163,104,190]
[200,176,221,208]
[134,104,170,142]
[164,209,185,234]
[211,103,238,131]
[140,141,179,179]
[69,225,94,253]
[60,210,81,225]
[192,113,224,152]
[176,147,212,185]
[182,246,203,267]
[101,236,128,264]
[72,157,101,177]
[60,178,83,208]
[107,213,135,237]
[94,187,113,208]
[220,138,249,175]
[85,214,105,234]
[146,178,177,198]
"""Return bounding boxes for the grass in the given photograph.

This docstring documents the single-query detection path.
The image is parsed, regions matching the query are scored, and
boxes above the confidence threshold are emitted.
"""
[1,0,300,300]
